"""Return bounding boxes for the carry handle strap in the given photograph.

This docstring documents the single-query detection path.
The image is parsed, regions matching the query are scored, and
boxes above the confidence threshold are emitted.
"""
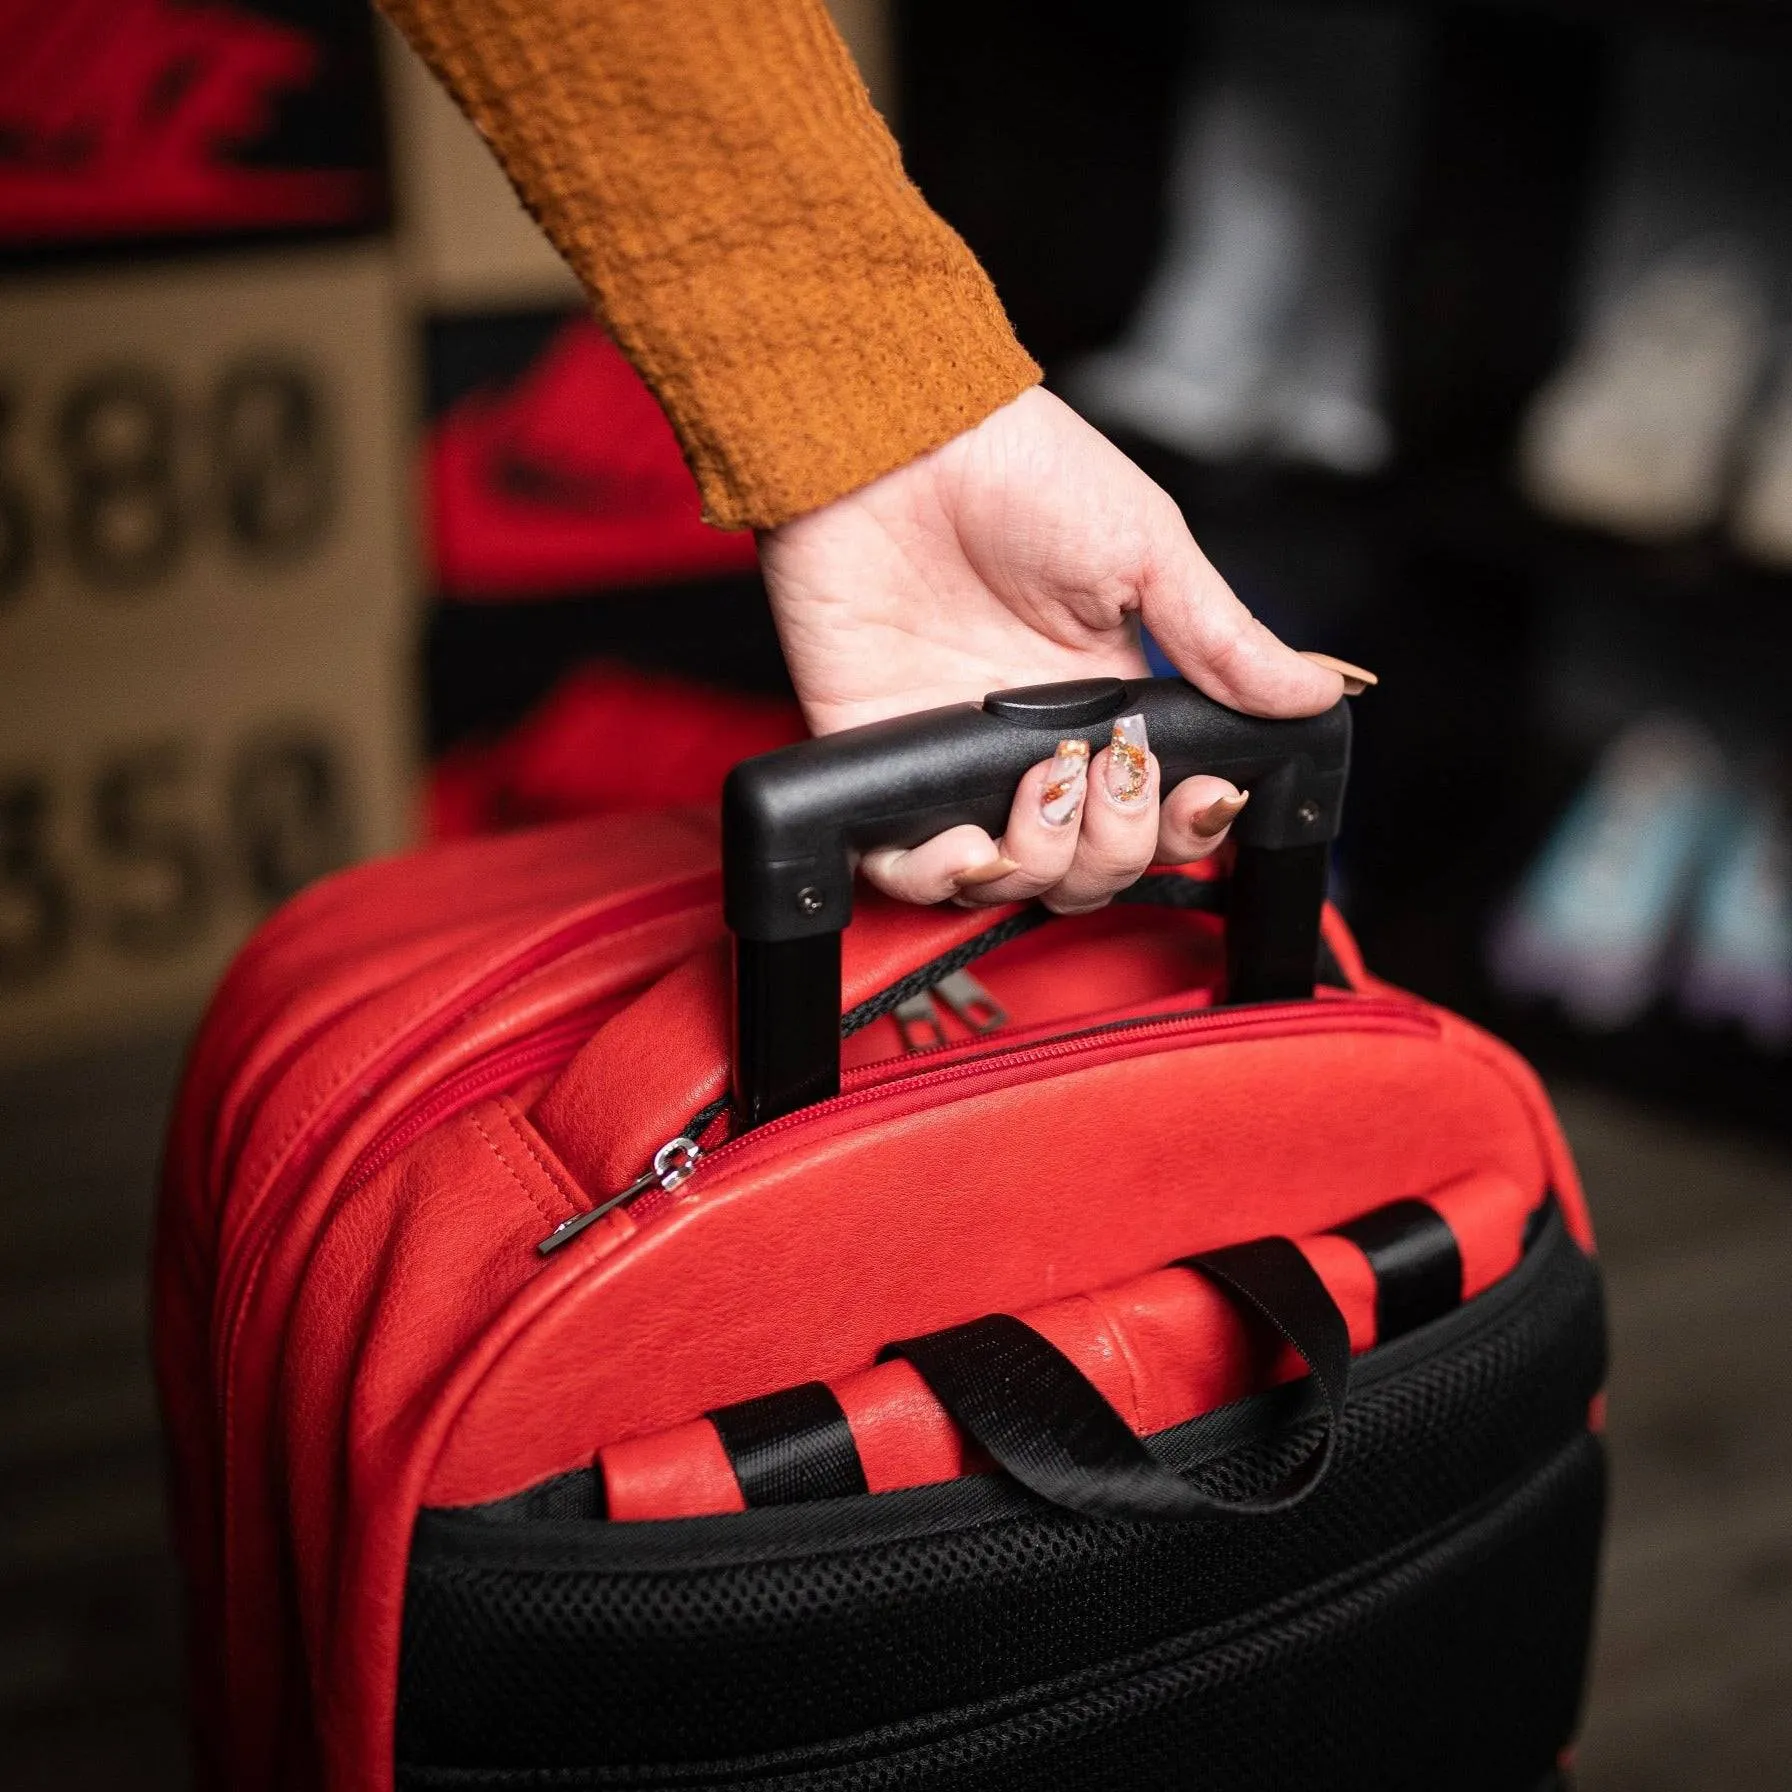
[881,1237,1350,1522]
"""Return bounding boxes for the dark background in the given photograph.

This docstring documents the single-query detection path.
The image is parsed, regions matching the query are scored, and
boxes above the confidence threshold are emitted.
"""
[3,2,1791,1787]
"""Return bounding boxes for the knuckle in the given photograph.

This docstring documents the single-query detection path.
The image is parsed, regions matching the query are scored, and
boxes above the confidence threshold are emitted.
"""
[1082,833,1155,883]
[1042,888,1112,917]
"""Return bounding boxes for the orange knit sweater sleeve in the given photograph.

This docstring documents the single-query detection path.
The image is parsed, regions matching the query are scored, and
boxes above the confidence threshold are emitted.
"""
[378,0,1042,530]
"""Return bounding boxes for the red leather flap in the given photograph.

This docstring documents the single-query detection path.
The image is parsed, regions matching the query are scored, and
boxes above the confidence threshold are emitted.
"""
[532,888,1026,1197]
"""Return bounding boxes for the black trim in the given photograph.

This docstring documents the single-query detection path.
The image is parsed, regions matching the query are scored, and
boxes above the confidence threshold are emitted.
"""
[1336,1199,1464,1342]
[708,1382,867,1507]
[397,1203,1605,1784]
[839,873,1229,1041]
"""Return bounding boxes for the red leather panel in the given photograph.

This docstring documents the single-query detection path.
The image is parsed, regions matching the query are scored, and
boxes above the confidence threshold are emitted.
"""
[425,1016,1556,1512]
[595,1184,1528,1522]
[1427,1171,1533,1294]
[601,1420,745,1521]
[152,815,1595,1792]
[836,1359,984,1493]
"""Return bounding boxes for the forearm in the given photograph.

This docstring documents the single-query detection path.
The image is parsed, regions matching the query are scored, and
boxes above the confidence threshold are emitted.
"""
[380,0,1040,529]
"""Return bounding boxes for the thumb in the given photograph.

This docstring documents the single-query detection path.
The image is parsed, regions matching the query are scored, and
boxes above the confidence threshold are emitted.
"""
[1136,507,1343,718]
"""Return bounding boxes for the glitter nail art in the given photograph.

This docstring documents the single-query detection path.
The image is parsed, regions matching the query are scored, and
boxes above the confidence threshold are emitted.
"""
[1040,738,1089,826]
[1106,713,1149,806]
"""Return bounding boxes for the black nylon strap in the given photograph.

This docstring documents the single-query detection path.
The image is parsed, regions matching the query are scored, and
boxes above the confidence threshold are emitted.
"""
[708,1382,867,1507]
[883,1237,1349,1523]
[1334,1198,1462,1342]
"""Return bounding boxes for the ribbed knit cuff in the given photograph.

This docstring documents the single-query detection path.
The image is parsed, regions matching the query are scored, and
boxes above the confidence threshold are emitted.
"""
[624,216,1042,532]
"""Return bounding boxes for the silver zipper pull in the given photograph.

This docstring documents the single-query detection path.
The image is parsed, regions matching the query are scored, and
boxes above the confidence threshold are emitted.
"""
[893,989,949,1051]
[933,968,1008,1034]
[536,1134,702,1255]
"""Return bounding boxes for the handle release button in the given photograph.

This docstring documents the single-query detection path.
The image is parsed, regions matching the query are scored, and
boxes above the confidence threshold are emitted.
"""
[983,678,1130,729]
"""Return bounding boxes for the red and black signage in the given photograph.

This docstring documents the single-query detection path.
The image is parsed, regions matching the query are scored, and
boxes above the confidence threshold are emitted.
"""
[0,0,386,255]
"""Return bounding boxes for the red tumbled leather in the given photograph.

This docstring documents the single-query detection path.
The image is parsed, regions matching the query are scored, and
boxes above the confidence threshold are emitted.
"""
[597,1172,1532,1521]
[153,816,1594,1792]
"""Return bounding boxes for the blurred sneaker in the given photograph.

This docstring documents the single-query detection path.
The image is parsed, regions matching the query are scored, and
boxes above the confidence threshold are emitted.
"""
[1679,787,1792,1049]
[1263,290,1393,475]
[1518,248,1772,541]
[427,318,758,599]
[1489,716,1727,1030]
[1732,350,1792,570]
[1064,86,1310,461]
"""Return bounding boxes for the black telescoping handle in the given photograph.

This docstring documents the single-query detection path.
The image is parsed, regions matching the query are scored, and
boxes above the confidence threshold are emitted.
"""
[723,675,1352,1125]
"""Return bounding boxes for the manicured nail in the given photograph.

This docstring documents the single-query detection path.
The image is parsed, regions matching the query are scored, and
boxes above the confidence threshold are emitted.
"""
[1105,713,1150,808]
[951,855,1022,891]
[1191,790,1249,838]
[1299,651,1378,697]
[1039,739,1089,827]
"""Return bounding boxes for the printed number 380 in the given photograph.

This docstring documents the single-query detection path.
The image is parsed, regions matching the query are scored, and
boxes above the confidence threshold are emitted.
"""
[0,360,331,598]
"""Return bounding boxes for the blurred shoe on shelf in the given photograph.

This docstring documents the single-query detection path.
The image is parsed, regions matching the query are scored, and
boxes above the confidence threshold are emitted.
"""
[427,318,758,600]
[1731,349,1792,570]
[1488,715,1727,1030]
[428,661,804,839]
[1066,85,1310,463]
[1518,247,1773,542]
[1064,31,1397,479]
[1680,784,1792,1049]
[1262,290,1393,475]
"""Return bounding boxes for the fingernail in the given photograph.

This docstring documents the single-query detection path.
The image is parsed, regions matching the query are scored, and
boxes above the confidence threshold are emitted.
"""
[1191,790,1249,838]
[1299,651,1378,697]
[1039,738,1089,827]
[1105,713,1150,808]
[951,854,1021,891]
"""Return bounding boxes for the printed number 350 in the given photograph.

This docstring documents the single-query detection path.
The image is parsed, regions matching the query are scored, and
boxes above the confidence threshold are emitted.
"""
[0,733,354,991]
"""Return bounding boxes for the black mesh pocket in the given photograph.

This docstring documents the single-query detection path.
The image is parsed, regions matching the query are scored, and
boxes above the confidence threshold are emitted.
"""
[398,1209,1606,1791]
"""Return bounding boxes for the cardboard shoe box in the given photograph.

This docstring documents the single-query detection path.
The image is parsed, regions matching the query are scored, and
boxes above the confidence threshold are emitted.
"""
[0,241,421,1056]
[0,243,413,664]
[0,614,416,1060]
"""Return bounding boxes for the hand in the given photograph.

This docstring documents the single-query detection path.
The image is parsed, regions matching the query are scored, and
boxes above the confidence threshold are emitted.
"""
[758,387,1363,913]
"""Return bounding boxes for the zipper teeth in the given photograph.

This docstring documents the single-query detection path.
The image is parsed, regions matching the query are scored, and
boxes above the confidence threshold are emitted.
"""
[625,998,1430,1228]
[214,877,719,1418]
[339,1009,604,1195]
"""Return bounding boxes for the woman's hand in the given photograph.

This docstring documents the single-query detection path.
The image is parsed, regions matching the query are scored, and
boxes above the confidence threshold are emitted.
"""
[758,386,1362,912]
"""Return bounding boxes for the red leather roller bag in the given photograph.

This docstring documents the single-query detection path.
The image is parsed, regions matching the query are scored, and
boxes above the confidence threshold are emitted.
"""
[154,677,1605,1792]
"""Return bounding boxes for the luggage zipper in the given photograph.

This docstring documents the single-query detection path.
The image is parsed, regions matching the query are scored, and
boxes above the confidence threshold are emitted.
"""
[536,1132,708,1254]
[213,875,721,1411]
[893,969,1008,1052]
[539,963,1013,1250]
[538,995,1434,1255]
[339,1005,620,1196]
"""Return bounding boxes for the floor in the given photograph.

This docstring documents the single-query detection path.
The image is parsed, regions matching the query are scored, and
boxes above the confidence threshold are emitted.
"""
[1,1034,1788,1788]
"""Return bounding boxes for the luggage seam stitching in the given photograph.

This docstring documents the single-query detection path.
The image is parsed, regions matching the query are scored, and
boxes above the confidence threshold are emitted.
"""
[471,1109,562,1230]
[497,1098,581,1220]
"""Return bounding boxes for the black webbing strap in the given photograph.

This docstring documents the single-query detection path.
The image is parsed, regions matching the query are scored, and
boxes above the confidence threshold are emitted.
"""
[1333,1198,1463,1342]
[708,1381,868,1506]
[882,1236,1349,1522]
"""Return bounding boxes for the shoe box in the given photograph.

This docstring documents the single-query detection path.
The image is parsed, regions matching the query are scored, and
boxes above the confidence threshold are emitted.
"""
[0,3,417,1060]
[377,10,892,811]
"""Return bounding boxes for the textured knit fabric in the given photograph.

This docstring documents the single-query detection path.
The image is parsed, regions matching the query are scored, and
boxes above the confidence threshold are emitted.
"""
[380,0,1042,530]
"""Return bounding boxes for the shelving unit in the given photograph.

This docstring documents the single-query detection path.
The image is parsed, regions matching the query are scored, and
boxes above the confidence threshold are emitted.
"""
[902,0,1792,1133]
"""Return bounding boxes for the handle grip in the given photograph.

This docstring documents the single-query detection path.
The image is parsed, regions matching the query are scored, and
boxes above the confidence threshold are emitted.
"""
[723,676,1352,1124]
